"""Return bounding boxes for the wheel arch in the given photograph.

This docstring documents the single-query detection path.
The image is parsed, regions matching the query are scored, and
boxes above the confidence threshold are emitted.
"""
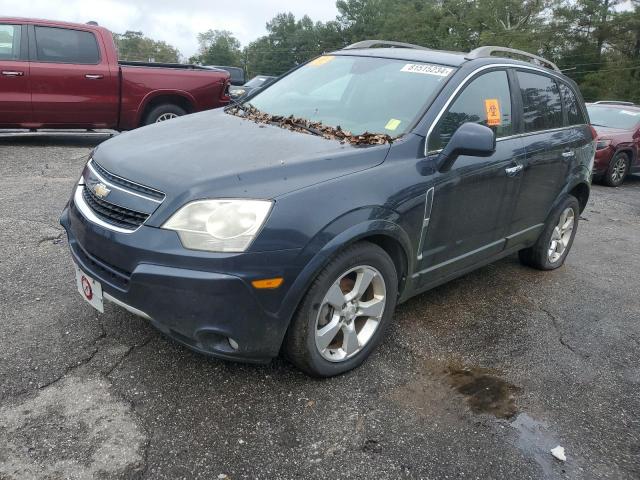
[568,181,590,213]
[137,91,196,126]
[275,215,414,351]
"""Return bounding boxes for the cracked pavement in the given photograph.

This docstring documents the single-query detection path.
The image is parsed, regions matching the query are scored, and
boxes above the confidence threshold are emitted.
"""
[0,134,639,479]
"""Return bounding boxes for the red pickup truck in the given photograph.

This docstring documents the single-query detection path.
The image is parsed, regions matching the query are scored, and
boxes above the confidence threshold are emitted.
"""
[0,18,230,130]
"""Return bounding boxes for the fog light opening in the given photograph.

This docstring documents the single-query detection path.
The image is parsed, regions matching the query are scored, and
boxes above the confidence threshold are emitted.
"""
[228,338,239,350]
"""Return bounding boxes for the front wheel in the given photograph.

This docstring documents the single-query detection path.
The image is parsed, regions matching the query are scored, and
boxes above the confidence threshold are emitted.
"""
[519,195,580,270]
[603,152,629,187]
[285,242,398,377]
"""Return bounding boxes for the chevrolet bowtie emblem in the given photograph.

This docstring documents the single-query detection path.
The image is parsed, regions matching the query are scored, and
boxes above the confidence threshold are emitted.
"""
[93,183,111,199]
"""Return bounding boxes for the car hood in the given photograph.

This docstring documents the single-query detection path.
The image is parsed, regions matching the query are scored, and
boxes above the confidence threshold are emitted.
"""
[593,125,631,138]
[92,109,390,207]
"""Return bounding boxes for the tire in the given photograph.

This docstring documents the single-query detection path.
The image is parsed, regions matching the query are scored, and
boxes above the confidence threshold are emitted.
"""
[143,103,187,126]
[519,195,580,271]
[603,152,630,187]
[284,242,398,377]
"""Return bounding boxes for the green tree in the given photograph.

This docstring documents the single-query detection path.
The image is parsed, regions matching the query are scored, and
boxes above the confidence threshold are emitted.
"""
[114,31,181,63]
[191,30,242,66]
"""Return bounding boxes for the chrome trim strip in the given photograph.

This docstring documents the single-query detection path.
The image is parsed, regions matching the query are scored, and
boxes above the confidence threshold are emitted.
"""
[104,292,152,320]
[87,161,163,204]
[416,186,435,260]
[74,184,139,234]
[424,63,573,156]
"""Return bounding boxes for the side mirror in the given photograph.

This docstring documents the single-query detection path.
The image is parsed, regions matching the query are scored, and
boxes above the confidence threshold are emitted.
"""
[437,122,496,173]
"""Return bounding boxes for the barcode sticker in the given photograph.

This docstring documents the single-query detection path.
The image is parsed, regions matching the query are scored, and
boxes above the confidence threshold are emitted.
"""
[400,64,453,77]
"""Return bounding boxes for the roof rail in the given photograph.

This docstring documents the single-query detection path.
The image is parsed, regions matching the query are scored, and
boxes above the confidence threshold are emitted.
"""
[466,46,560,72]
[343,40,430,51]
[593,100,635,106]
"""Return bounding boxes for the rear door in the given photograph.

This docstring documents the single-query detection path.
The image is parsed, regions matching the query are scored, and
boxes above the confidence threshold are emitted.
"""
[29,25,118,127]
[508,70,574,237]
[0,23,31,125]
[414,69,525,286]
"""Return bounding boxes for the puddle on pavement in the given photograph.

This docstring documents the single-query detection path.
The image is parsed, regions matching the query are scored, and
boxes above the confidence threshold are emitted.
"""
[445,364,520,419]
[390,359,520,420]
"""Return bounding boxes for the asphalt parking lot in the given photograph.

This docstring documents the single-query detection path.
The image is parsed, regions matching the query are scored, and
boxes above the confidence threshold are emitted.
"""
[0,134,638,480]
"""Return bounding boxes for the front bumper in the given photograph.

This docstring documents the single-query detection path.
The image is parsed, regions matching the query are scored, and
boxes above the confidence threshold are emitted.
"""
[593,147,614,176]
[60,200,303,363]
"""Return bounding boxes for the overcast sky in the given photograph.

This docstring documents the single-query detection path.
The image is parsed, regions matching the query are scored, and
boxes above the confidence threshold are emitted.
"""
[1,0,340,58]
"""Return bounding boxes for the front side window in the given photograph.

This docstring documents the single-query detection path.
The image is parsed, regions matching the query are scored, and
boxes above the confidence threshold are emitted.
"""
[249,55,455,136]
[0,24,22,61]
[35,26,100,64]
[429,70,513,151]
[558,83,586,126]
[517,71,563,132]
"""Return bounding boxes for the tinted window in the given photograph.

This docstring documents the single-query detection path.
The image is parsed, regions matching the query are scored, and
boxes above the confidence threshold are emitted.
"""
[429,70,513,151]
[517,71,563,132]
[559,83,586,126]
[35,26,100,64]
[0,24,22,60]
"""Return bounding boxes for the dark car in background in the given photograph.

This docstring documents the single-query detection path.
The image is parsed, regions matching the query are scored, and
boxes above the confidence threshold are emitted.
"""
[587,101,640,186]
[230,75,277,100]
[0,18,230,130]
[61,41,594,376]
[206,65,245,85]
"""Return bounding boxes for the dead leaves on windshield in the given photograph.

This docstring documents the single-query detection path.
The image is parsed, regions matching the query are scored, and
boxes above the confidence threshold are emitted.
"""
[226,105,394,146]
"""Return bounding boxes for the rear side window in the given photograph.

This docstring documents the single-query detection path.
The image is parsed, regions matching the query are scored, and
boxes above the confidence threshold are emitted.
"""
[0,24,22,60]
[35,26,100,64]
[429,70,513,151]
[517,71,563,132]
[558,83,586,126]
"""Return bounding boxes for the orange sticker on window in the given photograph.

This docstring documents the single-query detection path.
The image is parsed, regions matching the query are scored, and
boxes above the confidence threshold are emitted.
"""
[484,99,501,126]
[309,55,335,67]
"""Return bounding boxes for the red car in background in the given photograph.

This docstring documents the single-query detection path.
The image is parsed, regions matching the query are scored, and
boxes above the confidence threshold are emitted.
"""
[0,18,230,130]
[587,101,640,187]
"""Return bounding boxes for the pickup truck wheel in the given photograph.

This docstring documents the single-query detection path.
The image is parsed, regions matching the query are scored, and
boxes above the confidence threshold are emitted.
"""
[284,242,398,377]
[143,104,187,125]
[518,195,580,271]
[603,152,629,187]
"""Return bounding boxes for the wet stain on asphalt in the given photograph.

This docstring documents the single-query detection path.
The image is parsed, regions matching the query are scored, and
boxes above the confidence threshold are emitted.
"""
[389,359,520,420]
[446,365,520,419]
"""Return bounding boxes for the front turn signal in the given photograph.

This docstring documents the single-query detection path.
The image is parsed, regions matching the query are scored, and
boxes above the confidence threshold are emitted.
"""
[251,277,284,289]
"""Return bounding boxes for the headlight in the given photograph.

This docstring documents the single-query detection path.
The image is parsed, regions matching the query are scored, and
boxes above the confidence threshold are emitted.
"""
[596,139,612,150]
[163,199,273,252]
[230,88,246,97]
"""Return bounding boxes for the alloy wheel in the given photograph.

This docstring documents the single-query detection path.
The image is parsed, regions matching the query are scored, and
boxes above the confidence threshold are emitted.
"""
[610,156,627,183]
[548,207,575,263]
[156,113,179,122]
[314,265,386,362]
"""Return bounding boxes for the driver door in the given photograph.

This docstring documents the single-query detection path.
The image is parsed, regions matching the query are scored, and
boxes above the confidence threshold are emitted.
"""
[414,69,525,287]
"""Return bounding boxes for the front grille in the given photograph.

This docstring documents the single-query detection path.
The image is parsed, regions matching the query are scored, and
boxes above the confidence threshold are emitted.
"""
[91,161,165,200]
[82,185,149,229]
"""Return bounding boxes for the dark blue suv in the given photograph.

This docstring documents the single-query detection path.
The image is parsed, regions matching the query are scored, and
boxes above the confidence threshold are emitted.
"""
[61,41,595,376]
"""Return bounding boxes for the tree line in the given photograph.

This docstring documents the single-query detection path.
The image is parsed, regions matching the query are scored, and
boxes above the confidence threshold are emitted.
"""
[116,0,640,102]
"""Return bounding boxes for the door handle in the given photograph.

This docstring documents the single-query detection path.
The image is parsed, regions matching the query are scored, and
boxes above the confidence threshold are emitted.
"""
[505,164,524,177]
[85,74,104,80]
[562,150,575,158]
[2,71,24,76]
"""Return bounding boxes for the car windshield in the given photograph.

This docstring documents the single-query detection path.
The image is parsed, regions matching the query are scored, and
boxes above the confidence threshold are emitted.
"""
[247,55,455,136]
[245,76,273,88]
[587,105,640,130]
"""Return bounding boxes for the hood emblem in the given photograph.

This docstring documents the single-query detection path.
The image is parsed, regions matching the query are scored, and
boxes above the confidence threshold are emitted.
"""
[93,182,111,199]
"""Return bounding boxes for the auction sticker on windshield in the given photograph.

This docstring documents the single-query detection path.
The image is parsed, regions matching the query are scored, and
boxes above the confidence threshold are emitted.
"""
[401,63,453,76]
[74,264,104,313]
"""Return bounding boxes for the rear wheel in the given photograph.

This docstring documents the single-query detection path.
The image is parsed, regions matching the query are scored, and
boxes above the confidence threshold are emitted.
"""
[143,103,187,126]
[285,242,398,377]
[603,152,629,187]
[519,195,580,270]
